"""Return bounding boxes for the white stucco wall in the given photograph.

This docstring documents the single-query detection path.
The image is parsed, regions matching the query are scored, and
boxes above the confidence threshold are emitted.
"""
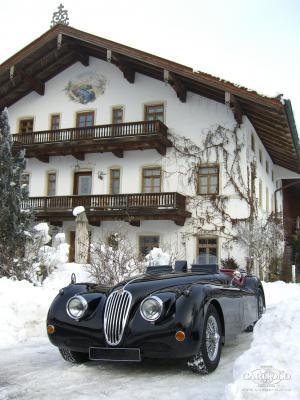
[6,56,293,267]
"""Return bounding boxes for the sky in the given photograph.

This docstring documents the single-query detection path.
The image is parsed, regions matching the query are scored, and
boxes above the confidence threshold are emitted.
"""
[1,0,299,131]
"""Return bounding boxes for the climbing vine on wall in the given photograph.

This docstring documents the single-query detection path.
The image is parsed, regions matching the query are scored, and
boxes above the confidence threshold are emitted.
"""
[165,122,283,276]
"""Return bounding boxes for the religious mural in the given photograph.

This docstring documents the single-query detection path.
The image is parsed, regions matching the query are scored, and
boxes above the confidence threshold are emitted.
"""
[64,72,106,104]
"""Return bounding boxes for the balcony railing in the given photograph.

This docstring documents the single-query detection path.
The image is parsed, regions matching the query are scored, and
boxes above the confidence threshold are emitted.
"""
[25,192,190,226]
[12,120,172,160]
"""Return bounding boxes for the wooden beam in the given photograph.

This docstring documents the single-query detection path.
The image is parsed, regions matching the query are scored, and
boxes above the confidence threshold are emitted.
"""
[155,144,166,156]
[36,155,49,163]
[226,92,243,125]
[110,52,135,83]
[50,220,63,227]
[68,44,89,66]
[129,219,140,227]
[73,153,85,161]
[89,220,101,227]
[168,72,187,102]
[175,216,185,226]
[112,150,124,158]
[15,67,45,96]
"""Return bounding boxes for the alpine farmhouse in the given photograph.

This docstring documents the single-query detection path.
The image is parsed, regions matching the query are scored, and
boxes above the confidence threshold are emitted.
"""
[1,24,299,270]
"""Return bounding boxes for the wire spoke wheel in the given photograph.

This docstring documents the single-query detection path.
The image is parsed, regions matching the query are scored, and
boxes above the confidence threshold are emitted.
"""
[205,315,220,362]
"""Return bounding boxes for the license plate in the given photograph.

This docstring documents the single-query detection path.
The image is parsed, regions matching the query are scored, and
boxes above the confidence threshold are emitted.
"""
[89,347,141,362]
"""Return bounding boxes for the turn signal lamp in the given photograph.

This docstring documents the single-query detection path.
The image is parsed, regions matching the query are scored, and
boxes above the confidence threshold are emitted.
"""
[175,330,185,342]
[47,324,55,335]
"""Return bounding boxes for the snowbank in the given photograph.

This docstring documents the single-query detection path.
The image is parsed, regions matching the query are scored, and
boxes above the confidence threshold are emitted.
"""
[0,263,90,348]
[145,247,170,266]
[226,281,300,400]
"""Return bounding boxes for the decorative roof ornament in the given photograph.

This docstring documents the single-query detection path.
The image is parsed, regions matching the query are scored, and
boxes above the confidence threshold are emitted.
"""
[50,4,69,28]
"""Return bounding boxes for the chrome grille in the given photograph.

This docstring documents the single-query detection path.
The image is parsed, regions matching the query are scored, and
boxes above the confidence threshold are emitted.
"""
[104,289,132,346]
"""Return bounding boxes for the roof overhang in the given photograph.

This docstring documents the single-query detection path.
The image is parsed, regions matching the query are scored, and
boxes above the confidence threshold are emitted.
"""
[1,24,299,172]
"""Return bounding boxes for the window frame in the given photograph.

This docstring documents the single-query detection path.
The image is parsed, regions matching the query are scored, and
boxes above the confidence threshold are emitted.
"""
[144,103,165,123]
[258,179,263,207]
[251,133,255,152]
[141,166,162,193]
[18,117,34,134]
[47,172,57,196]
[111,107,124,124]
[109,168,121,194]
[259,149,263,164]
[196,164,219,195]
[50,114,61,130]
[20,173,30,193]
[139,235,160,257]
[76,111,95,128]
[197,236,219,265]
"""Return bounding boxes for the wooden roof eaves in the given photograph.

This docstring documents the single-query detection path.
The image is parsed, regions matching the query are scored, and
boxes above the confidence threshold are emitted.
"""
[0,24,284,111]
[1,25,299,172]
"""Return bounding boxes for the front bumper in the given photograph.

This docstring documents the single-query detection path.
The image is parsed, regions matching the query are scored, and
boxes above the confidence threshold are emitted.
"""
[47,320,201,360]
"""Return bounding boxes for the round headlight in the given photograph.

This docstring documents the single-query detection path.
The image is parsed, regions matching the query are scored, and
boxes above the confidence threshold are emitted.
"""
[66,295,88,320]
[140,296,163,322]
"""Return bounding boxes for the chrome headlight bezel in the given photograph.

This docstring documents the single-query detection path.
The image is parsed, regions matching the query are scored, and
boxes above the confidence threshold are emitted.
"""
[66,295,88,320]
[140,295,164,322]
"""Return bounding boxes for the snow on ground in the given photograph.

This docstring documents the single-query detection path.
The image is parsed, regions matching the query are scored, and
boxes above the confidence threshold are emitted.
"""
[0,264,90,348]
[0,272,299,400]
[226,281,300,399]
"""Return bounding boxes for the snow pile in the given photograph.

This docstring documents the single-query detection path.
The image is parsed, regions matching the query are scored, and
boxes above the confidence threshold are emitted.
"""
[145,247,171,266]
[33,223,51,244]
[73,206,85,216]
[226,281,300,399]
[0,263,90,348]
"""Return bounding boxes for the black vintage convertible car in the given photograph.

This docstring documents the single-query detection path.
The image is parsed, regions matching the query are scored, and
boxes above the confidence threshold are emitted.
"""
[47,261,265,374]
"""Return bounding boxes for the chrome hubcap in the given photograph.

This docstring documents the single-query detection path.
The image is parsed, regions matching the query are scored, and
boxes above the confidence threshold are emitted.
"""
[206,315,220,361]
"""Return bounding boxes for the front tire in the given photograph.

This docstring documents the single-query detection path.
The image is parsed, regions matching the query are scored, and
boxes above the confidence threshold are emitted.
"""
[59,348,89,364]
[187,305,222,374]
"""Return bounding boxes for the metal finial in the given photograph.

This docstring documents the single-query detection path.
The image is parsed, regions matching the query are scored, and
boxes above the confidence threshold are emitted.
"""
[50,4,69,28]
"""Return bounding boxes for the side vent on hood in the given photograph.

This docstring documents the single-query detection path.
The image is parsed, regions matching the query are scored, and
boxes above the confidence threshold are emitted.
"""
[191,264,218,273]
[146,265,173,275]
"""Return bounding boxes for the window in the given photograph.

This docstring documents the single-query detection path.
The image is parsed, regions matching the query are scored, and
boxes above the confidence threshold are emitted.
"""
[259,149,262,164]
[112,107,124,124]
[76,111,95,127]
[266,160,269,174]
[142,167,161,193]
[139,235,159,256]
[47,172,56,196]
[107,234,119,250]
[19,118,33,134]
[251,134,255,152]
[272,170,274,182]
[197,237,218,264]
[258,179,263,207]
[144,104,164,122]
[110,169,120,194]
[197,165,219,195]
[266,187,269,213]
[50,114,60,130]
[21,173,30,190]
[73,172,92,195]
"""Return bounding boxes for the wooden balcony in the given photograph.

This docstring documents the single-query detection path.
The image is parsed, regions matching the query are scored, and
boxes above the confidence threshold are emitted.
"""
[26,192,191,226]
[12,120,172,162]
